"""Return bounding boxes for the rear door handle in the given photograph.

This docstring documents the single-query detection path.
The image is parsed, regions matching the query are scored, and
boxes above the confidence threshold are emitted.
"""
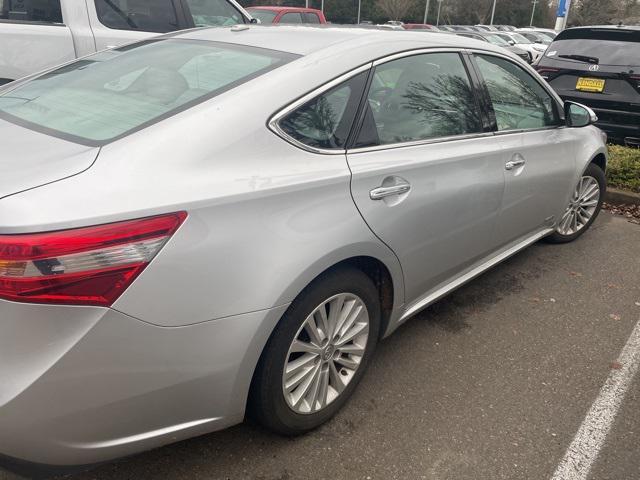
[369,183,411,200]
[505,159,526,170]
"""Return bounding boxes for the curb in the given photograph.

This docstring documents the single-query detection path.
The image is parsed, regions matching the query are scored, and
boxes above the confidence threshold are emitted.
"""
[605,188,640,206]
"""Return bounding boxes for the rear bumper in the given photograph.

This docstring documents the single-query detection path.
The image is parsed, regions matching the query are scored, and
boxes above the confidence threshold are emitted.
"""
[0,299,288,467]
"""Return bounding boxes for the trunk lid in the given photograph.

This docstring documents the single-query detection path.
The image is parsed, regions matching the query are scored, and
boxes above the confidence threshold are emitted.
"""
[0,119,99,200]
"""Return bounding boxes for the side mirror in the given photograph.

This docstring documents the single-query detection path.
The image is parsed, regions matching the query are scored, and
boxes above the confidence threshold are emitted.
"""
[249,17,260,24]
[564,101,597,127]
[508,40,515,45]
[534,39,542,43]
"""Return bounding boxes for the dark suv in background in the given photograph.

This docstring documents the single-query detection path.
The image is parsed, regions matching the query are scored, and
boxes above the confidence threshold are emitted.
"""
[535,26,640,146]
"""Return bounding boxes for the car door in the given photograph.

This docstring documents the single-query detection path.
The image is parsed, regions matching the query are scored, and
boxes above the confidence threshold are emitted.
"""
[346,51,506,305]
[470,53,577,244]
[0,0,75,82]
[87,0,189,51]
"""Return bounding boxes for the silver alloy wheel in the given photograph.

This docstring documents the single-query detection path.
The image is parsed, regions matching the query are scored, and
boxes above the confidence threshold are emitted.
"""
[556,175,600,236]
[282,293,370,414]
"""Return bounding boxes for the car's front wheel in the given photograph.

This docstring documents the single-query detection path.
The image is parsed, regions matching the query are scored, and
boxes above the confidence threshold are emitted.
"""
[547,162,606,243]
[249,267,380,435]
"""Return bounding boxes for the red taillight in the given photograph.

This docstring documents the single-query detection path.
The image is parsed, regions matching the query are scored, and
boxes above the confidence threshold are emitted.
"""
[0,212,187,307]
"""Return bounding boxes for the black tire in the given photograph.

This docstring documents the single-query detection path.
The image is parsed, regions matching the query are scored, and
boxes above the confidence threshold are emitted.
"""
[545,162,606,244]
[248,267,380,435]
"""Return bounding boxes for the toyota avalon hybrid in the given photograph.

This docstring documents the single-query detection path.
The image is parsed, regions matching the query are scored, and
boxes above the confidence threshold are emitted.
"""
[0,25,607,469]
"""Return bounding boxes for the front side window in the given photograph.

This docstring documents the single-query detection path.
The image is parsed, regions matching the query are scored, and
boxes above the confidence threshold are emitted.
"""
[95,0,178,33]
[184,0,244,27]
[1,0,62,23]
[280,12,302,23]
[356,52,483,147]
[278,72,368,150]
[474,54,558,131]
[0,40,296,143]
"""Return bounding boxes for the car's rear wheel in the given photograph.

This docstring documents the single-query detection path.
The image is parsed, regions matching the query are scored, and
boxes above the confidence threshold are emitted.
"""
[249,267,380,435]
[546,162,605,243]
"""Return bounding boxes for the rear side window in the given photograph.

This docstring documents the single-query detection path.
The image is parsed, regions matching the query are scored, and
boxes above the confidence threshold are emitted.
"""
[280,12,302,23]
[184,0,244,27]
[247,9,276,23]
[303,12,320,23]
[474,54,559,131]
[278,72,368,150]
[0,0,62,23]
[356,52,483,147]
[94,0,178,33]
[0,39,297,144]
[545,29,640,67]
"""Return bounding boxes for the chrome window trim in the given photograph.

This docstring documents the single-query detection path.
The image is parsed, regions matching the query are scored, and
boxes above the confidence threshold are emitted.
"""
[267,63,372,155]
[347,132,495,154]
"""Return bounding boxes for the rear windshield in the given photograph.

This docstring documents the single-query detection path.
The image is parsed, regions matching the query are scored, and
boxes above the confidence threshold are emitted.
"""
[547,29,640,67]
[0,39,296,145]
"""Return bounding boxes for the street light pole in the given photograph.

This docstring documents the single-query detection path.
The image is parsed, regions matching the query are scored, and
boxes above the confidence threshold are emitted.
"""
[423,0,430,24]
[490,0,496,25]
[436,0,443,26]
[529,0,538,26]
[321,0,324,13]
[357,0,361,24]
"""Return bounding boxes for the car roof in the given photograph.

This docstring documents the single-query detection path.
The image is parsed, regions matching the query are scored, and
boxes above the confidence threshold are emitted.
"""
[246,6,321,13]
[566,25,640,31]
[175,24,505,57]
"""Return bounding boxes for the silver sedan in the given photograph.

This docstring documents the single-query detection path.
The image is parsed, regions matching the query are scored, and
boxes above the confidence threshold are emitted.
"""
[0,25,606,469]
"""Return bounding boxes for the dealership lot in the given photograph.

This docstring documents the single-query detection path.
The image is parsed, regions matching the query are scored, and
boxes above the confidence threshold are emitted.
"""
[1,212,636,480]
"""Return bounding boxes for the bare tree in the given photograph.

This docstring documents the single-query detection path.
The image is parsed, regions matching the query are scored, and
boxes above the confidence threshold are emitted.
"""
[375,0,416,21]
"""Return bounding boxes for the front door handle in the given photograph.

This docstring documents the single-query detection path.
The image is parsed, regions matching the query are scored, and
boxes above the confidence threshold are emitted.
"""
[505,159,526,170]
[369,183,411,200]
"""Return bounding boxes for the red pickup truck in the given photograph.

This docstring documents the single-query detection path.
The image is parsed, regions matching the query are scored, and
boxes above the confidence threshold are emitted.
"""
[246,6,327,24]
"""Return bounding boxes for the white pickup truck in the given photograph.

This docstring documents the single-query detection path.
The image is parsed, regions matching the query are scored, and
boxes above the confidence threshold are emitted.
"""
[0,0,253,84]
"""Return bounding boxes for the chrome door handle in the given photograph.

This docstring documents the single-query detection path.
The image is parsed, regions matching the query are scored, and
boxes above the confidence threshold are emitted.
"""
[369,183,411,200]
[505,159,526,170]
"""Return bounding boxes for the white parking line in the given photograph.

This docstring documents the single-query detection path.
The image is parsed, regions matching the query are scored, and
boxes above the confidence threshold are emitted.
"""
[551,319,640,480]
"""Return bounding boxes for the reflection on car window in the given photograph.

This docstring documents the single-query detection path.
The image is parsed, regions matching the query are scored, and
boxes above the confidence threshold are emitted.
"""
[356,53,482,147]
[474,55,558,131]
[184,0,244,27]
[279,72,367,150]
[95,0,178,33]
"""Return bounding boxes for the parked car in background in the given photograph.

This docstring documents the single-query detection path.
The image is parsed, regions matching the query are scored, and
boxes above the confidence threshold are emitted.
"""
[476,24,499,31]
[0,25,607,469]
[246,6,326,24]
[455,31,532,63]
[494,31,547,61]
[403,23,437,30]
[0,0,252,85]
[518,27,557,40]
[516,30,552,45]
[535,26,640,146]
[495,25,517,31]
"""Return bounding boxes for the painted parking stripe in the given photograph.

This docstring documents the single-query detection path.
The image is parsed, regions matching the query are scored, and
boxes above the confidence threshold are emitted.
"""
[551,319,640,480]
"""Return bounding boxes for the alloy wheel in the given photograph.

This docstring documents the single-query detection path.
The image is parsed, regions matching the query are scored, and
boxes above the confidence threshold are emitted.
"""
[556,175,600,236]
[282,293,370,414]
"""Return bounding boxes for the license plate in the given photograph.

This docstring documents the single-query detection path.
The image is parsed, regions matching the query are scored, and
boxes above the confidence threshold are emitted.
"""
[576,77,605,93]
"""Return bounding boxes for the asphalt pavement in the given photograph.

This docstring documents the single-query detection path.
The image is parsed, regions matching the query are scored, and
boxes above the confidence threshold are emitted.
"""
[2,212,639,480]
